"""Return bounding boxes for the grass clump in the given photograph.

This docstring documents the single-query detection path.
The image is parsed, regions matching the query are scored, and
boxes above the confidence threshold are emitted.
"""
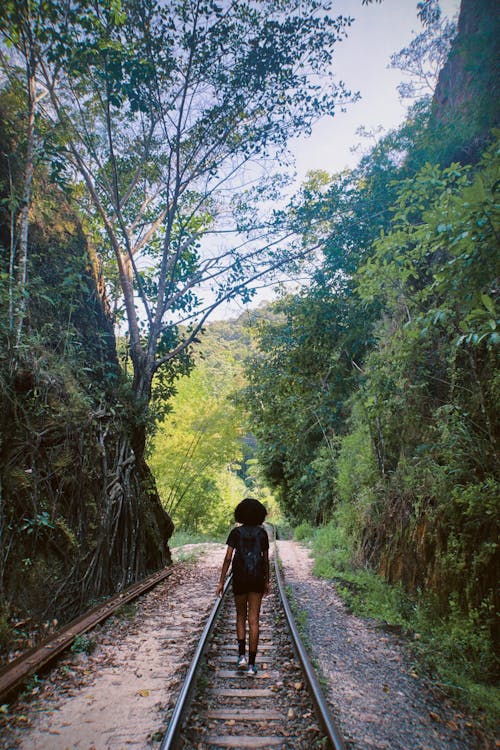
[293,521,315,542]
[285,584,311,650]
[410,598,499,719]
[70,633,96,655]
[115,602,137,621]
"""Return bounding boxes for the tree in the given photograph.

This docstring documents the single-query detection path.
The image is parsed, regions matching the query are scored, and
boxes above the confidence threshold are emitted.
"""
[0,0,356,588]
[150,358,244,533]
[238,107,438,522]
[5,0,354,457]
[242,285,371,523]
[389,0,457,102]
[0,0,50,342]
[357,137,500,465]
[357,139,499,351]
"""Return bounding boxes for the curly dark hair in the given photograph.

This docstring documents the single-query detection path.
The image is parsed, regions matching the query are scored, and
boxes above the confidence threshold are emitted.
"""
[234,497,267,526]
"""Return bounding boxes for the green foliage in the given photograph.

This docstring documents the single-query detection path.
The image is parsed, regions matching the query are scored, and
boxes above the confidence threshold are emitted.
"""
[358,136,500,349]
[311,518,352,576]
[335,414,378,538]
[420,1,500,166]
[169,530,222,548]
[411,596,499,689]
[293,521,315,542]
[243,70,499,726]
[150,321,252,535]
[71,634,96,655]
[242,287,372,524]
[346,136,499,618]
[0,85,172,641]
[240,103,454,528]
[0,0,359,432]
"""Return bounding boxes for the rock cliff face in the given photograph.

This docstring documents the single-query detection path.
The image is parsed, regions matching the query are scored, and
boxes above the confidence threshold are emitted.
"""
[0,107,173,661]
[431,0,500,162]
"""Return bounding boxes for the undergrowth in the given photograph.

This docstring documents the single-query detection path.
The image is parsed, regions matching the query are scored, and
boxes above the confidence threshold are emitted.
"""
[115,602,137,621]
[70,634,96,655]
[294,522,500,728]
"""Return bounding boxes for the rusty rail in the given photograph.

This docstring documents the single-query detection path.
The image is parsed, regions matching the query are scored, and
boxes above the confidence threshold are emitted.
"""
[273,538,346,750]
[160,573,233,749]
[0,566,172,702]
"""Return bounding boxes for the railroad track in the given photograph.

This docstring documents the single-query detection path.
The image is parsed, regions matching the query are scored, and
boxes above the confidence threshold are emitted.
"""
[161,539,345,750]
[1,535,345,749]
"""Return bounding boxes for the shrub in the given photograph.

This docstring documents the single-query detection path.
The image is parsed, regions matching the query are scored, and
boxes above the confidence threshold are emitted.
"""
[294,521,315,542]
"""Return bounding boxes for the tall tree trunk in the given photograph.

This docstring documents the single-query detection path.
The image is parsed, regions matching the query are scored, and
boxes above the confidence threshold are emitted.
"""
[7,159,17,332]
[15,50,36,346]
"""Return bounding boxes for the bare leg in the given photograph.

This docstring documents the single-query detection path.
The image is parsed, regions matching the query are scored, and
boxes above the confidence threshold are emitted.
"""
[247,591,263,655]
[234,593,248,641]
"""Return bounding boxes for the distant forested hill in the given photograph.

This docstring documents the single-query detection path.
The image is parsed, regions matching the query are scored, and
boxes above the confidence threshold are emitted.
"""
[150,306,279,536]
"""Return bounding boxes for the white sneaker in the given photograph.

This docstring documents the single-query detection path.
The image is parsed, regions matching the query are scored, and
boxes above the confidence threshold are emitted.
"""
[237,654,247,670]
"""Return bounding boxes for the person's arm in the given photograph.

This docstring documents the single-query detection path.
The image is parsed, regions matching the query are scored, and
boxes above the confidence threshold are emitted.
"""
[216,546,234,596]
[263,548,270,596]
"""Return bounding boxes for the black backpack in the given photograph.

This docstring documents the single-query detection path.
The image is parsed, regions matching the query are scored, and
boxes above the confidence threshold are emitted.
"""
[232,525,265,583]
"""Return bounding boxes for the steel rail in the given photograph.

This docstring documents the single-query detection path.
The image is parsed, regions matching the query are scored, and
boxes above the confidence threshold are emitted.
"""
[160,573,233,750]
[273,535,346,750]
[161,527,345,749]
[0,566,172,702]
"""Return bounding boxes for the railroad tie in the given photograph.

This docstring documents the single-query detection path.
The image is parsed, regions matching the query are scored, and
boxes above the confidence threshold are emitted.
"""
[205,736,285,748]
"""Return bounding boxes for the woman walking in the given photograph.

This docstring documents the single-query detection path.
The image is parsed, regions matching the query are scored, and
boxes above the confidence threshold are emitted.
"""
[216,498,270,675]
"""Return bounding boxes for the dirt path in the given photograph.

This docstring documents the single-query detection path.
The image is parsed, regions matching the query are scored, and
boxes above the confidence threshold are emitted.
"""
[1,540,492,749]
[277,539,491,750]
[1,544,224,749]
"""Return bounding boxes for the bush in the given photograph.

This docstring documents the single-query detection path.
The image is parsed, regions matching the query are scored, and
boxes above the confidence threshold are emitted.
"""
[336,418,377,507]
[312,520,352,575]
[294,521,315,542]
[70,634,96,655]
[169,530,221,547]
